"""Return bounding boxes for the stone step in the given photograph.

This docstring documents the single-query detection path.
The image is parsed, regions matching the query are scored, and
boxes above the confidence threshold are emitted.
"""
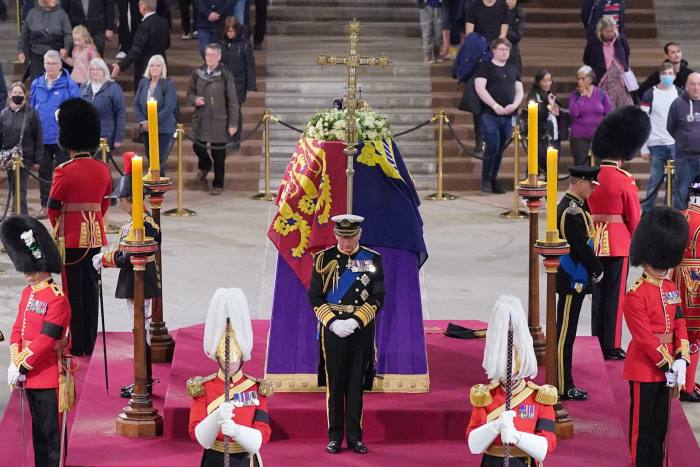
[266,78,431,94]
[269,108,433,126]
[269,6,419,22]
[266,93,432,109]
[268,21,421,37]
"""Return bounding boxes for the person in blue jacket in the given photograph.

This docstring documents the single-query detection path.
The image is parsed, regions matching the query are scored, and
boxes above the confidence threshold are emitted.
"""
[29,49,80,218]
[133,54,178,176]
[195,0,234,56]
[81,58,127,152]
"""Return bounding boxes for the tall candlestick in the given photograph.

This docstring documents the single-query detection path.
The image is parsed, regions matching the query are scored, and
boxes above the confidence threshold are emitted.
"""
[132,156,144,232]
[147,99,160,175]
[546,147,558,236]
[527,101,538,177]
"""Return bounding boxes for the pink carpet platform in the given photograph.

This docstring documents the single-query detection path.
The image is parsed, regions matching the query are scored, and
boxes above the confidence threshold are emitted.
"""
[1,320,698,466]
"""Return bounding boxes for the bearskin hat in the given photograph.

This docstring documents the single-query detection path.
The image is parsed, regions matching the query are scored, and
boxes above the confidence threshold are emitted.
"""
[0,215,62,273]
[630,207,688,270]
[591,106,651,161]
[58,98,101,151]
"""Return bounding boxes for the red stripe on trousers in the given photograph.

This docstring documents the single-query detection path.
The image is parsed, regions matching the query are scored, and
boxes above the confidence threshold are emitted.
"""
[615,256,628,348]
[630,382,640,462]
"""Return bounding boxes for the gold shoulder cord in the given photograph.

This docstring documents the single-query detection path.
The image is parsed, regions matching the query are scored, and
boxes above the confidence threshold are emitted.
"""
[315,253,339,293]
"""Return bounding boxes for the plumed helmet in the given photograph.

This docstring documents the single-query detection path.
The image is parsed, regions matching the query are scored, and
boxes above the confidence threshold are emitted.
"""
[591,105,651,161]
[0,215,62,273]
[57,98,101,152]
[630,207,688,270]
[203,288,254,364]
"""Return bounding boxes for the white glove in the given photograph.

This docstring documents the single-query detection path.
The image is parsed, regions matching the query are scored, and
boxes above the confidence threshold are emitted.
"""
[220,419,241,438]
[92,253,103,271]
[344,319,359,333]
[7,364,21,386]
[329,320,352,338]
[467,418,502,454]
[217,402,234,424]
[500,425,521,445]
[672,359,687,388]
[500,410,516,430]
[513,431,549,461]
[665,370,678,387]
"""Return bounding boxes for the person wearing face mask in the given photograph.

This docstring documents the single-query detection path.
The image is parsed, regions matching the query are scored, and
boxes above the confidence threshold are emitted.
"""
[188,288,273,467]
[639,62,682,212]
[637,42,694,99]
[583,15,632,109]
[0,82,43,215]
[668,72,700,210]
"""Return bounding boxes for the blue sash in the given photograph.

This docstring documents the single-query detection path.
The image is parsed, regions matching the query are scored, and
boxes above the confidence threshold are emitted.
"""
[325,249,373,304]
[560,239,594,290]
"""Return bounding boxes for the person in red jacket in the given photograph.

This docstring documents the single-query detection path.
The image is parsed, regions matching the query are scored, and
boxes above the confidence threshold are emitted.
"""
[623,207,690,467]
[47,98,112,357]
[672,176,700,402]
[2,215,71,467]
[466,295,557,466]
[588,105,650,360]
[188,288,272,467]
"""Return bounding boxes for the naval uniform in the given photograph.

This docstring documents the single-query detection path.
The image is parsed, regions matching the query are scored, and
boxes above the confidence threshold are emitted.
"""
[47,153,112,356]
[672,204,700,394]
[188,370,272,467]
[556,192,603,395]
[466,380,558,467]
[10,278,71,467]
[587,160,641,354]
[308,244,385,445]
[622,273,690,466]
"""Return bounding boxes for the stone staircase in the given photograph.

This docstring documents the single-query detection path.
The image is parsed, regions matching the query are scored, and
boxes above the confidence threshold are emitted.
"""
[265,0,436,191]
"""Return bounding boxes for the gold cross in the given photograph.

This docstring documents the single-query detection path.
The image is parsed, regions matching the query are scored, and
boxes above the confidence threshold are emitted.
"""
[317,19,390,214]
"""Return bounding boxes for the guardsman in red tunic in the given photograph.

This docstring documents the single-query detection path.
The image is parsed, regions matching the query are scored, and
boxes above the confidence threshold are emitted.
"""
[672,176,700,402]
[623,207,690,467]
[588,106,650,360]
[188,289,272,467]
[2,215,71,467]
[466,296,557,466]
[47,98,112,357]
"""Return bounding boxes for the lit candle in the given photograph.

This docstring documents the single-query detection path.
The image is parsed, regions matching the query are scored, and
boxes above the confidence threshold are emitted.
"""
[527,101,538,177]
[546,147,558,235]
[147,99,160,175]
[131,155,144,232]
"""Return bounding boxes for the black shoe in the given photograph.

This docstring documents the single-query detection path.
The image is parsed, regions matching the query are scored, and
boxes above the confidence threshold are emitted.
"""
[474,141,484,153]
[348,441,368,454]
[326,440,341,454]
[680,390,700,402]
[120,378,160,398]
[254,43,263,51]
[480,183,493,194]
[491,181,507,194]
[562,387,588,401]
[603,348,626,360]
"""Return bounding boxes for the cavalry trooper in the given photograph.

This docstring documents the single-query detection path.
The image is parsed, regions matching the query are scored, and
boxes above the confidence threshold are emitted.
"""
[188,288,273,467]
[308,214,385,455]
[556,166,604,401]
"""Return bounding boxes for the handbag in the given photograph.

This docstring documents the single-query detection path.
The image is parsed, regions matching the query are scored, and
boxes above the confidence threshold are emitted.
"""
[0,106,29,171]
[622,69,639,92]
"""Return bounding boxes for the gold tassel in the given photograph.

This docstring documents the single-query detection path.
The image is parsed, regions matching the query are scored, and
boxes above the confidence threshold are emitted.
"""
[58,372,75,412]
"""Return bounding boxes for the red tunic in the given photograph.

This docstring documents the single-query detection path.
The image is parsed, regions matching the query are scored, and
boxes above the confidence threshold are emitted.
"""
[623,274,690,382]
[673,204,700,343]
[587,161,641,257]
[188,371,271,453]
[9,278,71,389]
[47,154,112,249]
[466,381,557,461]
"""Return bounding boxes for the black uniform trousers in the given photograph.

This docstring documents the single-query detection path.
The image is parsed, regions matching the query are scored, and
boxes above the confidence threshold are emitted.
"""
[200,449,260,467]
[26,388,60,467]
[591,256,627,352]
[481,454,532,466]
[629,381,669,467]
[65,247,101,356]
[556,291,586,394]
[321,321,373,444]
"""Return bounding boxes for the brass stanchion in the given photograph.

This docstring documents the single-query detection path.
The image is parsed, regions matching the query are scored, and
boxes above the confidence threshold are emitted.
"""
[100,138,121,234]
[426,111,456,201]
[12,151,23,215]
[251,111,276,201]
[163,125,197,217]
[589,147,595,167]
[665,159,675,208]
[500,124,528,219]
[16,0,21,35]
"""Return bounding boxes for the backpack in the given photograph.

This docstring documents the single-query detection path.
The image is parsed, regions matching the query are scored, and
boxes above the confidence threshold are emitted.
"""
[451,33,492,84]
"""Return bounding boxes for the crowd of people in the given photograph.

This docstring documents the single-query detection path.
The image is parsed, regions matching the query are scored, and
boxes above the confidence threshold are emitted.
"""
[6,0,263,213]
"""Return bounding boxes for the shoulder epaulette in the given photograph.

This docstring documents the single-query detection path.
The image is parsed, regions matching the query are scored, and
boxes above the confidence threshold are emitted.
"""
[144,214,161,231]
[564,203,583,216]
[528,382,558,406]
[313,245,335,258]
[469,383,496,407]
[628,276,644,293]
[55,158,75,169]
[615,166,633,178]
[360,246,381,256]
[245,374,274,397]
[50,282,64,297]
[186,373,217,398]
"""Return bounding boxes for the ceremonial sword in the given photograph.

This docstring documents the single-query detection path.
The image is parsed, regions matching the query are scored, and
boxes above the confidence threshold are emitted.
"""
[98,271,109,391]
[18,381,28,467]
[503,320,514,467]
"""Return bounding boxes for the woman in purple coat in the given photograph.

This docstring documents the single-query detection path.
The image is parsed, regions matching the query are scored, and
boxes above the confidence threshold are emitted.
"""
[568,65,612,165]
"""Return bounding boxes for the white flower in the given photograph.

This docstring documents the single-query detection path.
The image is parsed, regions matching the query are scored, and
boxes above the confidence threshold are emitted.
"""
[364,115,376,127]
[366,130,377,141]
[20,229,42,259]
[334,129,346,141]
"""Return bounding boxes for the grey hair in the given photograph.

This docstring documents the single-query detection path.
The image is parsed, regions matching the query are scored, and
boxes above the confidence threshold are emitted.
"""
[43,50,62,63]
[576,65,597,83]
[143,54,168,79]
[596,15,618,42]
[87,58,113,84]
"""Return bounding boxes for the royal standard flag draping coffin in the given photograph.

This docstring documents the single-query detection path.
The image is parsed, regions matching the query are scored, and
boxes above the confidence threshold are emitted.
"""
[266,136,429,392]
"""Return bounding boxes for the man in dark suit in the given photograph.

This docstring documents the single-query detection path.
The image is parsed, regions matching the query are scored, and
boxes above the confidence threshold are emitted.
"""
[111,0,170,89]
[63,0,116,55]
